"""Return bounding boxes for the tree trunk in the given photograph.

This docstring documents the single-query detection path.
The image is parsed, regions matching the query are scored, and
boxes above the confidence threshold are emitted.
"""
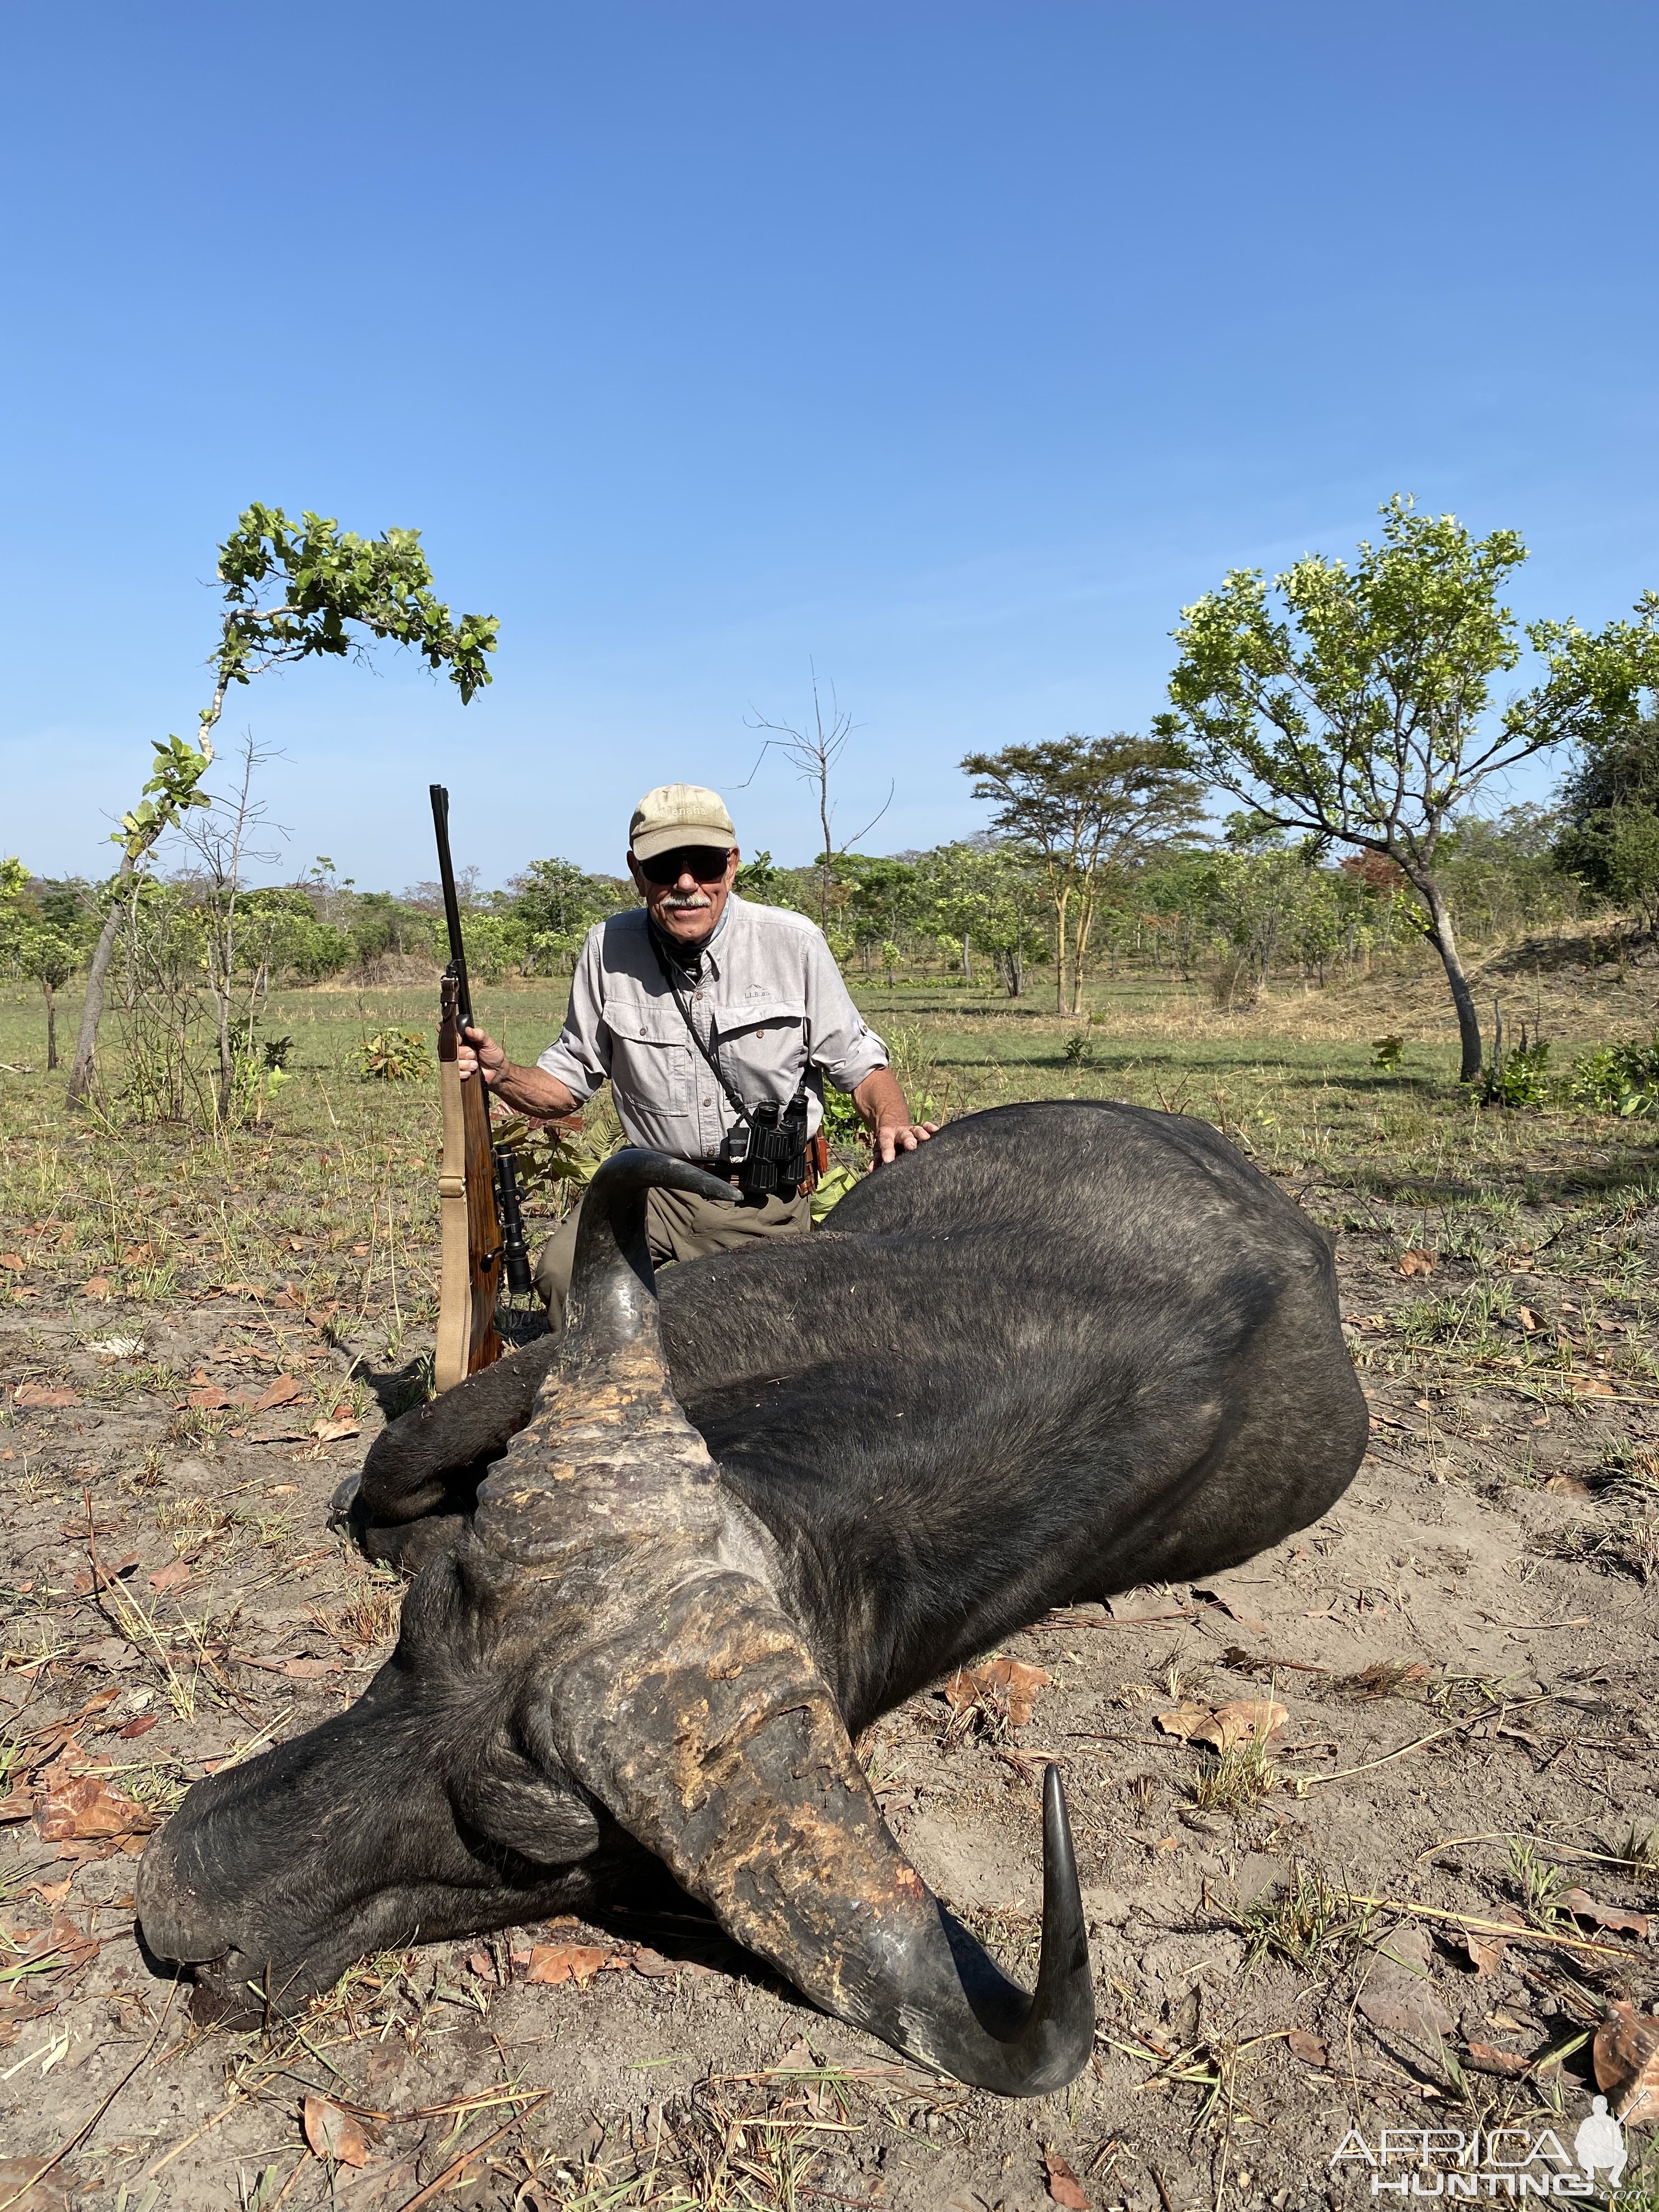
[1412,870,1483,1082]
[66,883,129,1105]
[44,985,58,1071]
[961,935,971,983]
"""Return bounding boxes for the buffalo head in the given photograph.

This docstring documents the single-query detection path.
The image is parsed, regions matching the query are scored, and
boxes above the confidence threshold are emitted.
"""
[137,1150,1093,2094]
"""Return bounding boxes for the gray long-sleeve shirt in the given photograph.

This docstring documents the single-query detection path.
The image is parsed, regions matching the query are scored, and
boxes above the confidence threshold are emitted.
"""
[536,895,889,1163]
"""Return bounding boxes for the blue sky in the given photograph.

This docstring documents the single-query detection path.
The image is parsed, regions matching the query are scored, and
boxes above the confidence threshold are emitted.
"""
[3,2,1655,888]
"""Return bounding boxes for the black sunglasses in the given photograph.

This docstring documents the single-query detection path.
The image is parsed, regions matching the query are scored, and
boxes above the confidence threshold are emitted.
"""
[637,845,733,887]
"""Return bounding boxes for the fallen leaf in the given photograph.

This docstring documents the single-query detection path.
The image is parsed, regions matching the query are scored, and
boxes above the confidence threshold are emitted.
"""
[465,1949,495,1979]
[1575,1376,1617,1397]
[0,1254,25,1272]
[80,1277,111,1298]
[1192,1699,1288,1750]
[629,1945,679,1978]
[254,1374,304,1410]
[186,1386,235,1410]
[1455,1933,1508,1976]
[1519,1307,1543,1333]
[147,1560,193,1593]
[0,2156,78,2211]
[120,1244,153,1265]
[1594,2001,1659,2127]
[525,1942,610,1986]
[0,1788,37,1824]
[1286,2028,1329,2067]
[1397,1248,1438,1277]
[1464,2042,1531,2079]
[1561,1889,1650,1939]
[1043,2149,1088,2209]
[35,1771,156,1842]
[13,1383,80,1409]
[302,2095,374,2167]
[281,1657,337,1680]
[312,1419,360,1443]
[941,1657,1052,1728]
[118,1714,158,1740]
[1154,1702,1211,1741]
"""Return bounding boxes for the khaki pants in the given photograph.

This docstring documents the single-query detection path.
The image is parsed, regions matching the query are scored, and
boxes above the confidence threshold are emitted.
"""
[533,1181,811,1321]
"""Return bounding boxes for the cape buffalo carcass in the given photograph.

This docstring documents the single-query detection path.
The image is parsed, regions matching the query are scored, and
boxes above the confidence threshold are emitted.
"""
[136,1101,1367,2096]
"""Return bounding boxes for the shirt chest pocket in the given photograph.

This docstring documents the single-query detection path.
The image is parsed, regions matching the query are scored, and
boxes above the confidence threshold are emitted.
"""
[712,996,808,1099]
[606,1001,695,1116]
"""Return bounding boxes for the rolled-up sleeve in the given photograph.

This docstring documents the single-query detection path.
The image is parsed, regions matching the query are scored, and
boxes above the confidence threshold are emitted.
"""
[535,926,611,1101]
[803,932,888,1093]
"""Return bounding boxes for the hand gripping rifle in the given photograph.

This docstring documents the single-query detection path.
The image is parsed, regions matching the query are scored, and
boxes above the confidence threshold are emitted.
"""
[430,785,534,1391]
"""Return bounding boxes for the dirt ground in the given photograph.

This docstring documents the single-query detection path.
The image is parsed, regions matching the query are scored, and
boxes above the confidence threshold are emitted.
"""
[2,1130,1658,2211]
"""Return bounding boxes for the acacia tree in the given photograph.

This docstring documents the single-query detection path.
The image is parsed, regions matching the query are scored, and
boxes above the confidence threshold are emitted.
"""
[960,733,1204,1013]
[66,505,498,1104]
[1160,496,1659,1081]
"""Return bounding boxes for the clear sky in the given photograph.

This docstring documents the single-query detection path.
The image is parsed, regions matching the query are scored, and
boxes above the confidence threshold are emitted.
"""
[3,2,1655,889]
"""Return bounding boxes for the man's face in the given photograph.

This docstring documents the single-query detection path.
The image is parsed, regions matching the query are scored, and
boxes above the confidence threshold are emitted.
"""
[628,845,740,947]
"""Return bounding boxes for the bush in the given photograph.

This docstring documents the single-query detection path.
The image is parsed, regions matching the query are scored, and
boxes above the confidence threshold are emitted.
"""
[1566,1036,1659,1118]
[356,1028,429,1082]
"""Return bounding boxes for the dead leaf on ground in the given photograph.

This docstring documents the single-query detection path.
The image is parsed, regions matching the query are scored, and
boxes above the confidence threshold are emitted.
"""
[525,1943,611,1986]
[1397,1248,1438,1277]
[1043,2149,1088,2209]
[1154,1702,1211,1742]
[13,1383,80,1409]
[302,2094,375,2167]
[255,1374,304,1410]
[118,1714,157,1740]
[1192,1698,1288,1750]
[80,1277,111,1298]
[280,1657,337,1680]
[35,1769,156,1842]
[1594,2001,1659,2126]
[1455,1933,1508,1976]
[0,2157,78,2211]
[0,1788,37,1822]
[0,1254,26,1272]
[1560,1889,1650,1939]
[1519,1307,1544,1333]
[942,1657,1052,1728]
[1286,2029,1329,2067]
[146,1560,193,1593]
[312,1418,360,1443]
[1464,2042,1531,2079]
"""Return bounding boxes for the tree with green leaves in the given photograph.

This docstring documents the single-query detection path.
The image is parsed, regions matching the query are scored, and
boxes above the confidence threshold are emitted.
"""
[961,733,1205,1013]
[66,505,498,1104]
[1160,495,1659,1081]
[1553,704,1659,932]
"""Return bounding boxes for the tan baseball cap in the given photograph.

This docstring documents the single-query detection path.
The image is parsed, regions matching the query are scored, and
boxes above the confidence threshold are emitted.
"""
[628,783,737,864]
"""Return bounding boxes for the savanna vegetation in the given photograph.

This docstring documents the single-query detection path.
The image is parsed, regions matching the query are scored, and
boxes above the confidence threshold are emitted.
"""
[3,496,1658,2209]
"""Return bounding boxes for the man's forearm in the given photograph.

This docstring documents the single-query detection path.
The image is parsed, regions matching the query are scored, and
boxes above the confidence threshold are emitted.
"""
[485,1060,580,1119]
[851,1068,913,1131]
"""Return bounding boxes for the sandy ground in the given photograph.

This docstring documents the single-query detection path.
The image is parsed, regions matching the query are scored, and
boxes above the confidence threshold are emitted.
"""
[2,1159,1657,2211]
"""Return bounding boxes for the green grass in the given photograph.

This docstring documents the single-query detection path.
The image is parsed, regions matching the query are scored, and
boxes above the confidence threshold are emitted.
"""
[5,968,1659,1365]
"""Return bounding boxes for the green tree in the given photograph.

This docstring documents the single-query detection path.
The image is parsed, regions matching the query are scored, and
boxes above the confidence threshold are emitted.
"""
[961,734,1205,1013]
[508,857,622,973]
[66,505,498,1104]
[1553,704,1659,929]
[1160,496,1659,1080]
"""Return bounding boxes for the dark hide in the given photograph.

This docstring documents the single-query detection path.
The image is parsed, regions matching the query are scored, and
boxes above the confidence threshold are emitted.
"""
[137,1102,1365,2080]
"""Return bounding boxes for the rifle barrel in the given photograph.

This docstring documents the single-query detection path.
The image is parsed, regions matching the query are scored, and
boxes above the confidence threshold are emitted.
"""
[429,783,473,1031]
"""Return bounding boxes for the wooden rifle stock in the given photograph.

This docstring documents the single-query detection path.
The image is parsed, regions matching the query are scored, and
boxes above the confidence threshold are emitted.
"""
[431,785,507,1391]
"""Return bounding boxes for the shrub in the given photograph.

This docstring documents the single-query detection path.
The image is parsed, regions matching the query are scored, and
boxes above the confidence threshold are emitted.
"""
[356,1028,429,1082]
[1566,1036,1659,1118]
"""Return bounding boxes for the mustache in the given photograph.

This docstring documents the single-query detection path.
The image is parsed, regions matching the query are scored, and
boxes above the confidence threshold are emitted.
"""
[662,892,712,908]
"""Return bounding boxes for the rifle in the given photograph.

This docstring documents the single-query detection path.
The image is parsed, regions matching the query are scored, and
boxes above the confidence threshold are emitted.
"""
[430,785,534,1391]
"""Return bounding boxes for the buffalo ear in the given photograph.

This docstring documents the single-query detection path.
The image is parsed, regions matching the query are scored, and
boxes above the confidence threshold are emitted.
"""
[458,1711,601,1867]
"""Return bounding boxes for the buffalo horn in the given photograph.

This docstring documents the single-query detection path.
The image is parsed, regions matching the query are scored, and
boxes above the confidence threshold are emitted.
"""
[476,1147,1094,2095]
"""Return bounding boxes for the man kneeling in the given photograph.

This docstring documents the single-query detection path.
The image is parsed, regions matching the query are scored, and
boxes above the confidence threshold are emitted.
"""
[456,782,935,1317]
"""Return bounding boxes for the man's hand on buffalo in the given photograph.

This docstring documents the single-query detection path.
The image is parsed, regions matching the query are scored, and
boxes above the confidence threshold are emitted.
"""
[852,1066,939,1165]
